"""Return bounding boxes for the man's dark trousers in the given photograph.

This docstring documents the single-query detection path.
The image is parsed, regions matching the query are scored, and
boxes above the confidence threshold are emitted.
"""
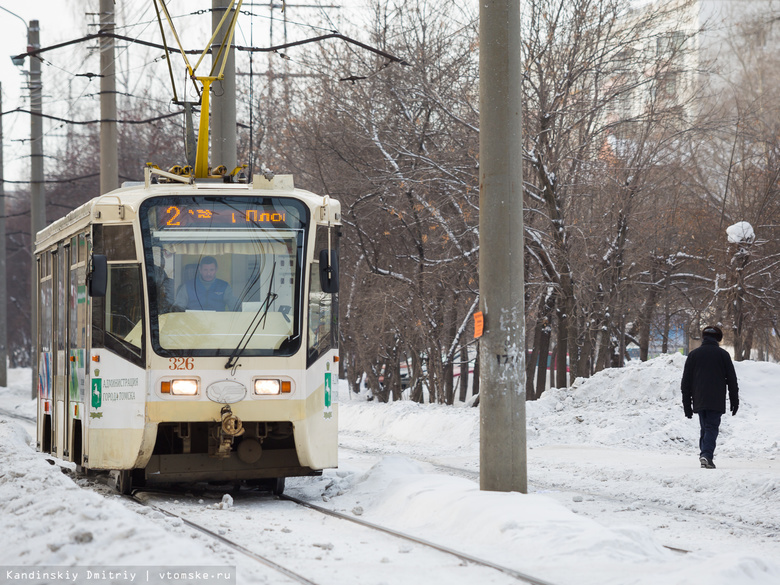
[699,410,722,460]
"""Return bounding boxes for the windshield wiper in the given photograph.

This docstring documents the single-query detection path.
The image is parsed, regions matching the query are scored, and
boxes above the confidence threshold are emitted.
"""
[225,261,278,371]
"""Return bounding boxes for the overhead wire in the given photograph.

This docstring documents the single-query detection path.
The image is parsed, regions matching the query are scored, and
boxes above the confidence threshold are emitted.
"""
[12,30,410,67]
[1,107,184,126]
[4,4,409,177]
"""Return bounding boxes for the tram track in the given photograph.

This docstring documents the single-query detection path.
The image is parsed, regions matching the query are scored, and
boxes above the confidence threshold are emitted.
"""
[0,408,36,424]
[127,487,560,585]
[128,491,319,585]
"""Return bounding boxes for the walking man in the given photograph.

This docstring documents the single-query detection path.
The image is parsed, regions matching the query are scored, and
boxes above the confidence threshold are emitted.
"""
[681,325,739,469]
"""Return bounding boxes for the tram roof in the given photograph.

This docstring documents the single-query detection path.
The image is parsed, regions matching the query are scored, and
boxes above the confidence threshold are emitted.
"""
[35,176,339,252]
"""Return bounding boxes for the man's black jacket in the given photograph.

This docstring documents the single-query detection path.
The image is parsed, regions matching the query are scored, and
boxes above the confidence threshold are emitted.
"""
[681,337,739,413]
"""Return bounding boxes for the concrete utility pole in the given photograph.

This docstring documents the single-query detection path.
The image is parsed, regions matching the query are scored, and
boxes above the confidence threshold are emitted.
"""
[0,84,8,387]
[29,19,45,399]
[478,0,527,493]
[99,0,119,193]
[211,0,237,171]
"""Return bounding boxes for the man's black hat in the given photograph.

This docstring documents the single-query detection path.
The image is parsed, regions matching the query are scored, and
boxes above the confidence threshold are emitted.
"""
[702,325,723,342]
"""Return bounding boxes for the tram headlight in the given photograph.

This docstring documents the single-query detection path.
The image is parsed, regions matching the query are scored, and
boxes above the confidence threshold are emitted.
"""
[254,379,281,395]
[161,379,199,396]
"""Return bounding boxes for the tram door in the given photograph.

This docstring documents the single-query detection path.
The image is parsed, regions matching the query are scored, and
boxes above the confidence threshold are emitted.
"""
[67,235,88,463]
[52,243,68,457]
[37,251,54,453]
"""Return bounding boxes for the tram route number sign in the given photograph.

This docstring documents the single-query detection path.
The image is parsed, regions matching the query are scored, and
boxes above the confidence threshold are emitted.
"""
[157,205,289,229]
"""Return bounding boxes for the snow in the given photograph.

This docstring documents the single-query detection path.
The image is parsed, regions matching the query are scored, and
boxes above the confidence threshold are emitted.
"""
[727,221,756,244]
[1,355,779,585]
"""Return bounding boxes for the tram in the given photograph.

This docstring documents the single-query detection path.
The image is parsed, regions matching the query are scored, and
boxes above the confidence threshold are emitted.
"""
[34,168,341,494]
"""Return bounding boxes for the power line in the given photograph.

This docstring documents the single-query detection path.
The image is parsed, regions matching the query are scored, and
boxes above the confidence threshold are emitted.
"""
[0,108,184,126]
[12,30,410,68]
[1,173,99,185]
[2,172,137,185]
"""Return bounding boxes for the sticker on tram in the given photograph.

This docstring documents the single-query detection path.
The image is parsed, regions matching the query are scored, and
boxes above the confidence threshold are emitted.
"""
[324,363,333,419]
[91,377,102,409]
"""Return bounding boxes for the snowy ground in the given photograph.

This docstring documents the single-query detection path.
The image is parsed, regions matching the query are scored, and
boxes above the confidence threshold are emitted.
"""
[1,354,778,585]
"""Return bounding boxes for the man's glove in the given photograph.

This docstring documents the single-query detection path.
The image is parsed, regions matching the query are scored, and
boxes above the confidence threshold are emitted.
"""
[684,404,693,419]
[731,400,739,416]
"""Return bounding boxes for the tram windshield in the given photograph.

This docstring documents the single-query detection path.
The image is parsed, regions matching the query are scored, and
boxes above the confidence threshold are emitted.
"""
[138,196,308,357]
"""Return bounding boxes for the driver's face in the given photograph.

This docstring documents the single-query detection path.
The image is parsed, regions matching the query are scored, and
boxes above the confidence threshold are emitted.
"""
[199,263,218,282]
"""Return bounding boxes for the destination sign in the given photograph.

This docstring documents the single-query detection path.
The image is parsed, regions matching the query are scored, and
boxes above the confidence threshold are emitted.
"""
[146,197,307,230]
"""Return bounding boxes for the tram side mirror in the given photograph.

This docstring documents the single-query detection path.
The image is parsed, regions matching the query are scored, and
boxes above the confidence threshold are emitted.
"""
[318,249,339,294]
[89,254,108,297]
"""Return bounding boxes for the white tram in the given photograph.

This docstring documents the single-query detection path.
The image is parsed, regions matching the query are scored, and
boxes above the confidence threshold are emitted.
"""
[35,169,340,494]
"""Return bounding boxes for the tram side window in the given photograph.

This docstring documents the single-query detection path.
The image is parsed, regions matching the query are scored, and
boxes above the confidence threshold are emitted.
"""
[92,224,136,260]
[92,264,144,366]
[307,227,338,365]
[39,252,53,353]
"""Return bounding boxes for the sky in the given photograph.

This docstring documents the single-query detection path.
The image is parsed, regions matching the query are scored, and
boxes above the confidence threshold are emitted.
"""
[1,353,779,584]
[1,1,82,181]
[0,0,351,184]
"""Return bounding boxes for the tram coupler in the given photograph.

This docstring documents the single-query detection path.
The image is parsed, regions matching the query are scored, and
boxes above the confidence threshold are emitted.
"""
[213,405,245,458]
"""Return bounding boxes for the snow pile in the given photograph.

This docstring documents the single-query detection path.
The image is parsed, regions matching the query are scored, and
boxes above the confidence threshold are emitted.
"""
[339,398,479,458]
[727,221,756,244]
[335,355,780,584]
[531,353,692,450]
[319,456,779,585]
[1,355,778,585]
[341,353,780,460]
[344,457,670,565]
[0,367,36,420]
[0,417,227,568]
[533,354,779,459]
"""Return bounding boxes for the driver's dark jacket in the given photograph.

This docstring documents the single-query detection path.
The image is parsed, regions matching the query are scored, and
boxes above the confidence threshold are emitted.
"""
[184,278,230,311]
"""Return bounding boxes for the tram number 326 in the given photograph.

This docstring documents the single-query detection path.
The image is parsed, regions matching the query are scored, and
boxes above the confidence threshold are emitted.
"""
[169,357,195,370]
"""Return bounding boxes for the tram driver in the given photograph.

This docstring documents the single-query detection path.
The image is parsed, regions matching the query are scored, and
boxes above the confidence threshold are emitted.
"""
[174,256,238,312]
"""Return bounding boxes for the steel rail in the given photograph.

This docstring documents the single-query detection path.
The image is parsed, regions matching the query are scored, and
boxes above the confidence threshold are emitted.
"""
[129,493,319,585]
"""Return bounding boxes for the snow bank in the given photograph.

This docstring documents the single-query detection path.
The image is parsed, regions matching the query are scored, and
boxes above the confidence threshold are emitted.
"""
[335,355,780,584]
[320,455,780,585]
[0,418,227,568]
[2,356,778,585]
[341,353,780,460]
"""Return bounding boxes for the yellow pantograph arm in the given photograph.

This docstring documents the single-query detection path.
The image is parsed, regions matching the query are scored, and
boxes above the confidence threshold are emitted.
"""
[215,0,244,79]
[193,77,215,179]
[155,0,196,78]
[194,0,244,78]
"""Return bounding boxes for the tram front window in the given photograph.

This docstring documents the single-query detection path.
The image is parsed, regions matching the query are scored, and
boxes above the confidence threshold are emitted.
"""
[139,197,308,357]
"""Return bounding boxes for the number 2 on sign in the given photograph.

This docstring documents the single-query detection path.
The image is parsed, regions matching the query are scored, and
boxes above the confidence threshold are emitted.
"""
[169,357,194,370]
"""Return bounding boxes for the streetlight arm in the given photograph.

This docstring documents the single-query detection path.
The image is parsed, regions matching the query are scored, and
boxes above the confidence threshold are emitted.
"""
[0,6,29,32]
[2,6,30,66]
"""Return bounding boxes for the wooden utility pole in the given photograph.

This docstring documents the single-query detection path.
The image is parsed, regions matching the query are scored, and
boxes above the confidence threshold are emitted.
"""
[478,0,527,493]
[99,0,119,193]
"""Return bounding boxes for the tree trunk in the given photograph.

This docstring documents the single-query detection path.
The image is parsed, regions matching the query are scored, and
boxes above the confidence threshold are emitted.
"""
[527,315,543,400]
[410,353,425,403]
[471,345,480,406]
[459,339,470,403]
[741,327,753,361]
[390,355,403,401]
[638,281,658,361]
[556,311,569,388]
[535,323,551,399]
